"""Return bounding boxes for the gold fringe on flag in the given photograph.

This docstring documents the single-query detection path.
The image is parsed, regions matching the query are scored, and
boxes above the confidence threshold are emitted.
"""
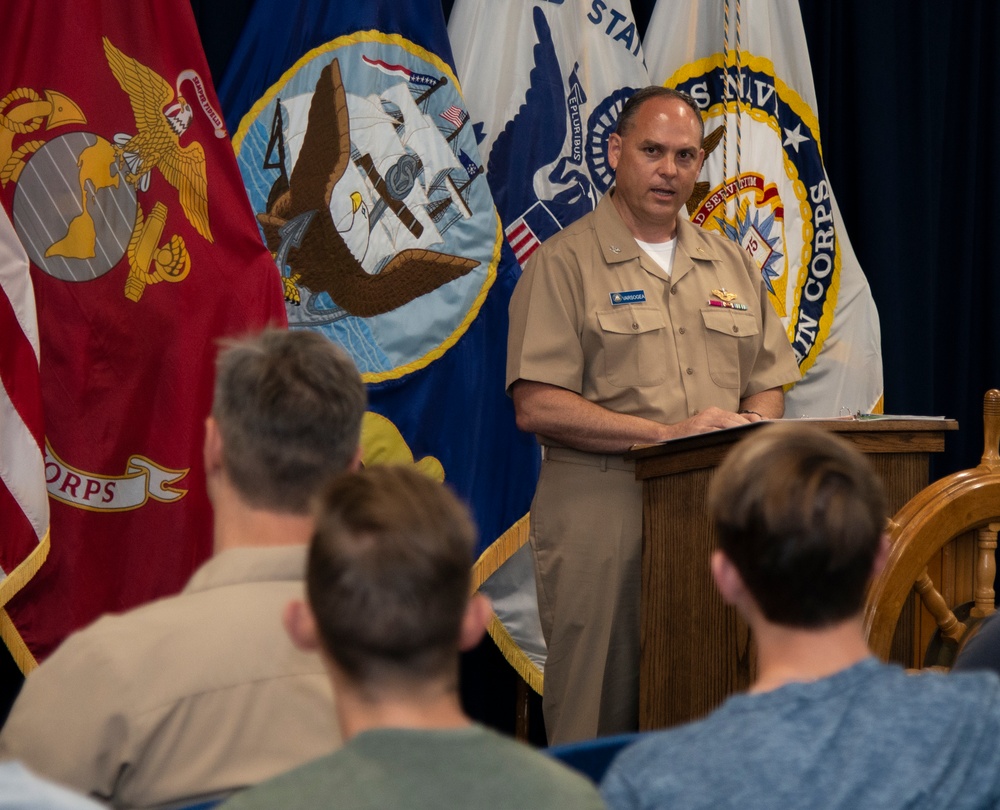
[0,610,38,675]
[0,528,48,674]
[487,612,543,695]
[471,512,530,592]
[471,512,544,694]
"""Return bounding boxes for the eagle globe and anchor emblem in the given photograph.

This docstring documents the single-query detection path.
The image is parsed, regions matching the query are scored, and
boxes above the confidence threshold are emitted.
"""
[0,37,227,513]
[4,37,222,303]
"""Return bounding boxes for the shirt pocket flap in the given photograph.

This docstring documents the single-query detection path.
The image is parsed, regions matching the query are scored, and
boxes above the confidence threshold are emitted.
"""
[700,308,760,338]
[597,306,667,336]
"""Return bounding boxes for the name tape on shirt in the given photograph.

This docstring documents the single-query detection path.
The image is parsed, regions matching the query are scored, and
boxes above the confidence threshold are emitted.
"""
[610,290,646,305]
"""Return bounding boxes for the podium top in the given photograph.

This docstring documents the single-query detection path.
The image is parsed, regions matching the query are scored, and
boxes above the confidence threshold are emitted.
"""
[625,417,958,479]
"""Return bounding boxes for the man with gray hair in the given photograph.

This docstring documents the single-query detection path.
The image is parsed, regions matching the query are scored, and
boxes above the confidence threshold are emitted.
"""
[0,328,367,810]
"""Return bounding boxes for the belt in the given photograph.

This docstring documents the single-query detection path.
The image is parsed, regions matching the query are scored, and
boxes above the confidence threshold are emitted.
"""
[541,445,636,473]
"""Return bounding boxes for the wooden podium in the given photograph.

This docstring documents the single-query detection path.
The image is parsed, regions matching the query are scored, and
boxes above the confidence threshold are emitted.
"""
[624,418,957,731]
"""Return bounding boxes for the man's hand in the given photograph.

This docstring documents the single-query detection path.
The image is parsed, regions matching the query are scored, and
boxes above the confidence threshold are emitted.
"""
[669,406,754,439]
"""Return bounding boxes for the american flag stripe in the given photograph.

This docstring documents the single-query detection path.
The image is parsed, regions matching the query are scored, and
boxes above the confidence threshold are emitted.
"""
[0,205,49,585]
[0,381,48,546]
[0,290,44,447]
[505,220,540,266]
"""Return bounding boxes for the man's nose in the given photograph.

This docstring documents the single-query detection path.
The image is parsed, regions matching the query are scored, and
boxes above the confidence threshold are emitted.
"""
[657,154,677,177]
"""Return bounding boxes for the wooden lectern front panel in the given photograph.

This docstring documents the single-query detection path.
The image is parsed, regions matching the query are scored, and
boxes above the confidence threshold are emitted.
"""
[640,469,756,729]
[632,420,954,731]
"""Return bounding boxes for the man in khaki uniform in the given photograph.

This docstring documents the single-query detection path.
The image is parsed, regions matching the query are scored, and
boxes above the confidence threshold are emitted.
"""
[0,329,367,809]
[506,87,800,745]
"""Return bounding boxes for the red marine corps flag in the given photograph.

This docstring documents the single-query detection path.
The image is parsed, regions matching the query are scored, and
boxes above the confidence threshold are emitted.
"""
[0,2,286,668]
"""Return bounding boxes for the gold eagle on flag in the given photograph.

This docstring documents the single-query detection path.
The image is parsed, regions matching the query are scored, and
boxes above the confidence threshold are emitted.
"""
[102,37,212,242]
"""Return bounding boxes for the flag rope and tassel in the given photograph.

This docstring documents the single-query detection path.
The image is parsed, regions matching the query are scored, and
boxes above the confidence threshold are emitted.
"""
[722,0,746,222]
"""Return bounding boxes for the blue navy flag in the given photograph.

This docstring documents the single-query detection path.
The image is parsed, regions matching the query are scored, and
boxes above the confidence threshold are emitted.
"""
[219,0,540,658]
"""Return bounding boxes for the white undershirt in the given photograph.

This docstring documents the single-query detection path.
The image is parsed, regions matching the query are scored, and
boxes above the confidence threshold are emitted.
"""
[635,237,677,279]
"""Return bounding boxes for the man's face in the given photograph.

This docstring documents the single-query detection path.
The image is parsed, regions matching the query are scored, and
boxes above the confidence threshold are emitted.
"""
[607,96,705,242]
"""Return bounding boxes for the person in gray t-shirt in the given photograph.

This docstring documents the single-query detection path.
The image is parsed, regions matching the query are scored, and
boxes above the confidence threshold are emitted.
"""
[602,424,1000,810]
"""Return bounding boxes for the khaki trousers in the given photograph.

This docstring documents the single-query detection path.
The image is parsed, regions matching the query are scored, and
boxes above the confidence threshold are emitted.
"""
[530,447,641,745]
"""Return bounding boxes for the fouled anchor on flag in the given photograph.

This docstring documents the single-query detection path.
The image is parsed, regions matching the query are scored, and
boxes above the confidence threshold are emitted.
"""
[0,87,86,187]
[124,202,191,302]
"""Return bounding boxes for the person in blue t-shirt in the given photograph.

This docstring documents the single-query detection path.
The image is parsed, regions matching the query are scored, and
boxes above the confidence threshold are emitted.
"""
[602,423,1000,810]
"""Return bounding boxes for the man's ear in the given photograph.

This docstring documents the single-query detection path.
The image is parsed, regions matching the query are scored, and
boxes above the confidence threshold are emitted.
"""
[203,416,223,478]
[711,549,747,608]
[458,593,491,652]
[607,131,622,172]
[871,532,892,580]
[348,445,363,472]
[283,599,321,652]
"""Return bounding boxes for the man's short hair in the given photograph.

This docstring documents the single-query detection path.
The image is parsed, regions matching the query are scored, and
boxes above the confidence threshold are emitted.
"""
[615,85,705,144]
[212,328,366,514]
[708,424,886,628]
[307,466,477,686]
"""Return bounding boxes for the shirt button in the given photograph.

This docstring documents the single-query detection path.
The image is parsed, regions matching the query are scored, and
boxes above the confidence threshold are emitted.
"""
[732,325,739,333]
[632,323,639,330]
[678,326,686,334]
[670,286,678,295]
[686,368,694,375]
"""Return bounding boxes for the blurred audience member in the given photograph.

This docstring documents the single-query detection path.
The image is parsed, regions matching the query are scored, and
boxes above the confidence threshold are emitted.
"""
[602,424,1000,810]
[221,466,605,810]
[0,329,366,809]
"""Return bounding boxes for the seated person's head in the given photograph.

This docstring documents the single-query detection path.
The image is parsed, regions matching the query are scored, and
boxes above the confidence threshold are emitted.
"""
[293,465,487,692]
[708,423,887,628]
[209,328,366,514]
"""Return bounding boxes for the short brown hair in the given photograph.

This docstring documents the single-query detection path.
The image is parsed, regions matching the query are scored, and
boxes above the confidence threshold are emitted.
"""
[307,466,477,686]
[708,424,886,628]
[212,328,366,514]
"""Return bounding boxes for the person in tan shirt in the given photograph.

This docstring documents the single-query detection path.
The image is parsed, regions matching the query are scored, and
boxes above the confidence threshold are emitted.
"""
[506,86,800,744]
[0,328,367,809]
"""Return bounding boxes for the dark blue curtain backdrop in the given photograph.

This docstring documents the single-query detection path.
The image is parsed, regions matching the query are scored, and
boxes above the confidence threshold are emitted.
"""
[191,0,1000,478]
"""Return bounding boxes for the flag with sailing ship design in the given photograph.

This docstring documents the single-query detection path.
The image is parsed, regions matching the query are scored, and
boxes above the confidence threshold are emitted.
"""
[219,0,540,682]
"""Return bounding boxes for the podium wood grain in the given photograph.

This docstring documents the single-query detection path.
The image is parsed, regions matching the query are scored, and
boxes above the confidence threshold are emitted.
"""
[627,419,957,730]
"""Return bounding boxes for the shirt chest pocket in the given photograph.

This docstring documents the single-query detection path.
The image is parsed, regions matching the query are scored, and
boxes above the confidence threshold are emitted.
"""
[596,306,667,388]
[701,308,761,389]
